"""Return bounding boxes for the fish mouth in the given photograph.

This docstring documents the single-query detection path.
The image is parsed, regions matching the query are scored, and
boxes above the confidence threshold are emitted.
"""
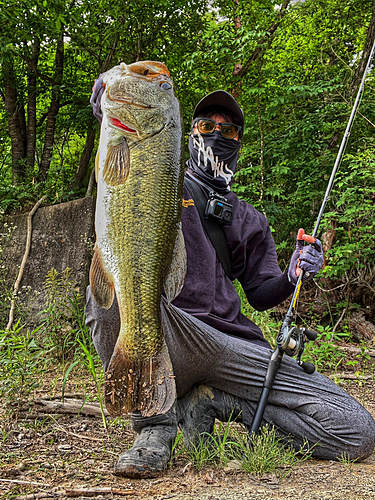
[108,116,138,134]
[107,92,151,109]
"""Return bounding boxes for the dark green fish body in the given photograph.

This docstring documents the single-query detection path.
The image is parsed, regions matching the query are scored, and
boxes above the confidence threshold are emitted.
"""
[90,61,185,417]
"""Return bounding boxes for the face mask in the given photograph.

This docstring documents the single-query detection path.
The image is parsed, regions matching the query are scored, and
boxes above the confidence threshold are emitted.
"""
[186,131,241,193]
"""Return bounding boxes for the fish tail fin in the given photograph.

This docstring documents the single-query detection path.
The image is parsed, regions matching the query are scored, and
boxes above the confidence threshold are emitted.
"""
[105,343,176,417]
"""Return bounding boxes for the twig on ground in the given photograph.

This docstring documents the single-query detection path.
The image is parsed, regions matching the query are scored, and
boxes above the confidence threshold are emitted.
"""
[332,307,347,336]
[0,478,51,487]
[329,373,372,381]
[52,425,105,442]
[14,492,65,500]
[34,399,110,418]
[65,487,137,497]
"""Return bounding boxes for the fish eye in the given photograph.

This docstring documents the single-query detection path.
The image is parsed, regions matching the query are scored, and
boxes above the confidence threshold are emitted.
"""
[160,81,172,90]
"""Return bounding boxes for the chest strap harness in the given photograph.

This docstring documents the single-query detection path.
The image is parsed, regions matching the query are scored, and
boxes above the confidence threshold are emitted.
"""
[184,173,233,279]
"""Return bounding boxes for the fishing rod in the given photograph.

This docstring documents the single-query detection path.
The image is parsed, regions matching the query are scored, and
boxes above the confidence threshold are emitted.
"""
[249,38,375,437]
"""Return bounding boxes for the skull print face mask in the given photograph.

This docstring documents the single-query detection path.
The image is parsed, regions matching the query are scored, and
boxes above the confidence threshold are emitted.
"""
[186,131,241,194]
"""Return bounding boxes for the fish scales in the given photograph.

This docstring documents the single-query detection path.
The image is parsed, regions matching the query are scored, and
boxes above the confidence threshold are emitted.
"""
[90,61,185,417]
[108,144,180,359]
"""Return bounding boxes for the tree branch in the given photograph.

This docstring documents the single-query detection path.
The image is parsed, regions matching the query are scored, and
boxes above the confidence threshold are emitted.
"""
[236,0,292,79]
[101,33,120,73]
[6,195,47,331]
[349,0,375,97]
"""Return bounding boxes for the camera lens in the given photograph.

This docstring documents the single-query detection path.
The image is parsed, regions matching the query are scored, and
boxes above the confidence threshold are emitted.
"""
[214,203,223,216]
[223,210,232,222]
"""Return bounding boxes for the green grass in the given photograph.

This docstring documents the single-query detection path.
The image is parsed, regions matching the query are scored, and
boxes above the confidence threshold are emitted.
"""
[173,419,313,478]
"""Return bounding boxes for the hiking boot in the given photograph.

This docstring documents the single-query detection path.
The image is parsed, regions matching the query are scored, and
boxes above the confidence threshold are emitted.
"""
[176,385,244,449]
[114,407,177,478]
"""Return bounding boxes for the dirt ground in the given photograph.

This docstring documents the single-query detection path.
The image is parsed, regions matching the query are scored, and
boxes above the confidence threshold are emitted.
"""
[1,366,375,500]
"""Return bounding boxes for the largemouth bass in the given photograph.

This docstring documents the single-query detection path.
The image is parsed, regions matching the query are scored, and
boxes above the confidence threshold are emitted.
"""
[90,61,186,417]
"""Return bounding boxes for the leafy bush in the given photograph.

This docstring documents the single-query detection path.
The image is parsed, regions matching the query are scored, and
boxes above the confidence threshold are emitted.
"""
[0,322,46,416]
[322,151,375,283]
[41,267,94,361]
[302,325,348,372]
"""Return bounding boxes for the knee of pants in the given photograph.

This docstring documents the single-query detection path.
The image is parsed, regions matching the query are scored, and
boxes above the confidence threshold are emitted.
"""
[346,411,375,461]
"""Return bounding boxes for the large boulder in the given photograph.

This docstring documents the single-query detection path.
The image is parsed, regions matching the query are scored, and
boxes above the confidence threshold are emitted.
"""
[0,197,95,326]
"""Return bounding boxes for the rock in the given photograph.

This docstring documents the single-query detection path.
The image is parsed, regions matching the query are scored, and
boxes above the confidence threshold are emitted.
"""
[349,310,375,343]
[58,444,72,452]
[0,197,95,324]
[224,460,242,472]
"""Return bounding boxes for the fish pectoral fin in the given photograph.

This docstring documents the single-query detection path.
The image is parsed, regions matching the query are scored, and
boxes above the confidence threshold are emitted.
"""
[105,344,176,418]
[103,138,130,186]
[89,245,115,309]
[164,224,187,302]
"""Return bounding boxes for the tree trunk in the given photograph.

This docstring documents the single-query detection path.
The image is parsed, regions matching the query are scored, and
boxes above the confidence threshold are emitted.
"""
[231,0,243,99]
[68,128,96,192]
[349,0,375,97]
[38,30,64,181]
[26,36,41,173]
[3,58,27,184]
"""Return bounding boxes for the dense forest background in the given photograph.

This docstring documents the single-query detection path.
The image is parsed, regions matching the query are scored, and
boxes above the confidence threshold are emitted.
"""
[1,0,375,333]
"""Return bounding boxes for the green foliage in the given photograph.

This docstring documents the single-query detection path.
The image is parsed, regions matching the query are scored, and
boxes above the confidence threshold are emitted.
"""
[63,339,107,429]
[0,0,209,195]
[0,0,374,355]
[0,179,46,214]
[41,268,106,426]
[41,267,93,361]
[321,151,375,283]
[338,451,360,467]
[302,325,348,372]
[0,322,46,416]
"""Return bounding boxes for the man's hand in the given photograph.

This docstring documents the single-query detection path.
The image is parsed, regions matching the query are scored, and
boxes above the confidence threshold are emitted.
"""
[90,76,105,124]
[288,228,323,286]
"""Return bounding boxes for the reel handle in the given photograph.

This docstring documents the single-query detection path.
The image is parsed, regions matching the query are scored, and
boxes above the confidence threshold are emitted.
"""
[303,328,318,341]
[300,361,316,374]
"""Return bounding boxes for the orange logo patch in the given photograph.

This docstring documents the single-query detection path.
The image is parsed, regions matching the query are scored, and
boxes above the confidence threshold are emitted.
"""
[182,198,195,208]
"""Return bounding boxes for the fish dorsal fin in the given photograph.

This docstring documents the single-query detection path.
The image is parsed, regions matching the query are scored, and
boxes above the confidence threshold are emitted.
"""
[103,138,130,186]
[89,245,115,309]
[164,224,187,302]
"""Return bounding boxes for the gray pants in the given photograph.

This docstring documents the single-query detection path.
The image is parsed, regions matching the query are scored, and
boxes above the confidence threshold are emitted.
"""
[85,286,375,460]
